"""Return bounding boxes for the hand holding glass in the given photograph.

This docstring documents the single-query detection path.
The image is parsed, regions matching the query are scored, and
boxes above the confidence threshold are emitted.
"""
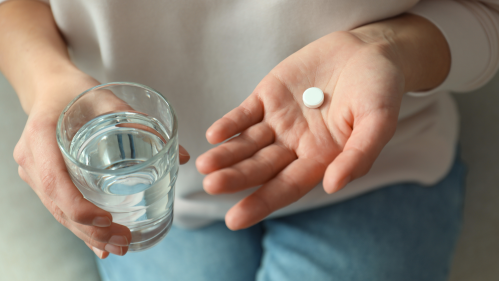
[56,82,178,252]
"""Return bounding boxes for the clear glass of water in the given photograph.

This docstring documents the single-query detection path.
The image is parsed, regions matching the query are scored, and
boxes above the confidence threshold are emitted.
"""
[56,82,178,252]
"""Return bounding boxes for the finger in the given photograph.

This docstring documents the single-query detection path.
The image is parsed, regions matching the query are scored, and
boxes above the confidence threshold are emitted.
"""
[29,123,113,227]
[22,162,129,257]
[71,220,131,246]
[206,95,263,144]
[203,144,295,194]
[197,122,275,174]
[225,158,327,230]
[68,221,129,256]
[34,185,129,256]
[85,242,110,259]
[323,113,396,193]
[20,166,78,230]
[22,168,130,256]
[179,145,190,165]
[35,165,112,227]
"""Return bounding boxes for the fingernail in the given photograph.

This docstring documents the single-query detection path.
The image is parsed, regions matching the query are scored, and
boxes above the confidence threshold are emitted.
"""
[108,235,129,246]
[93,216,111,227]
[179,146,190,157]
[105,244,123,256]
[92,247,107,259]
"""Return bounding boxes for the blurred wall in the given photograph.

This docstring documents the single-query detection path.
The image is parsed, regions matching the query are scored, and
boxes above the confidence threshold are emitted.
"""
[449,73,499,281]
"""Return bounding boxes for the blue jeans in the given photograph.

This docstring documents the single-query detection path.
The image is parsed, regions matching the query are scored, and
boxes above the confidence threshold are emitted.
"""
[97,158,466,281]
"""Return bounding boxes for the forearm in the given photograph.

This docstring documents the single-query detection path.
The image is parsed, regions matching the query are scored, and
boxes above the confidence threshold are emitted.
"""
[0,0,87,114]
[350,13,451,93]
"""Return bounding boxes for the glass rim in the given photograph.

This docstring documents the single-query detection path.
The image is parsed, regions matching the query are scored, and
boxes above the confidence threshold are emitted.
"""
[56,81,178,175]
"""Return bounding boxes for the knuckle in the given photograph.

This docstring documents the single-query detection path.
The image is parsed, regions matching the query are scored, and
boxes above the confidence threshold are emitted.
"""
[253,154,275,180]
[13,144,27,167]
[86,227,105,243]
[67,197,92,224]
[240,105,252,119]
[24,118,57,144]
[67,208,87,224]
[24,122,42,142]
[51,203,69,227]
[218,145,234,166]
[70,196,88,224]
[241,131,260,151]
[239,105,253,124]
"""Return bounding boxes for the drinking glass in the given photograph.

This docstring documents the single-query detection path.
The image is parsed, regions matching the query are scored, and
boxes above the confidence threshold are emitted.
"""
[56,82,178,252]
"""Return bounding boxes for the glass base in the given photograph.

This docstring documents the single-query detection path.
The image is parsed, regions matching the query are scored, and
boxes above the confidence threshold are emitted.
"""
[128,213,173,252]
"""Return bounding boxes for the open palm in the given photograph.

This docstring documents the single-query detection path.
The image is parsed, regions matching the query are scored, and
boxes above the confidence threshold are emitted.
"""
[196,31,405,230]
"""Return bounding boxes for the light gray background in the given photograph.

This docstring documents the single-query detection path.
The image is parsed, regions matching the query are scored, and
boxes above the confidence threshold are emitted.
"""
[0,72,498,281]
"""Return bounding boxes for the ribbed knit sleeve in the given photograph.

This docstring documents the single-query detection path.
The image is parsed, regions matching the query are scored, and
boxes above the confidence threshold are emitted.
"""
[408,0,499,96]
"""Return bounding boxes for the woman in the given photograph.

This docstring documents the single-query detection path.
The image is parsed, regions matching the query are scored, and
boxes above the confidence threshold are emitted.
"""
[1,0,497,280]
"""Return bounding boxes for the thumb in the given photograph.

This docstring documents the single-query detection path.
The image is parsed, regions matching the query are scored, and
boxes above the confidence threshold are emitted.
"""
[323,112,396,193]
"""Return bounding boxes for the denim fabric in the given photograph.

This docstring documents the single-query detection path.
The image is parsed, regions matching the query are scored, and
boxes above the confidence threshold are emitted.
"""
[97,158,466,281]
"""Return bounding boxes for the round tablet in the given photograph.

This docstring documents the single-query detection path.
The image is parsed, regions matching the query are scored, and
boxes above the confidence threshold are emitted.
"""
[302,87,324,109]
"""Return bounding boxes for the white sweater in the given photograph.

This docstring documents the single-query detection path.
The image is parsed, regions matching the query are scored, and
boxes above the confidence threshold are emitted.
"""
[3,0,499,228]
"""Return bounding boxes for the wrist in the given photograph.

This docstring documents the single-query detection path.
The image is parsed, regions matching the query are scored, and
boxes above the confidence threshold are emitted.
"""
[0,0,98,115]
[27,69,99,116]
[349,13,451,93]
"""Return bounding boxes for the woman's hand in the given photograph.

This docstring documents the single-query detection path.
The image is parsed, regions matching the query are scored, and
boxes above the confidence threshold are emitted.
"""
[196,14,450,230]
[13,71,190,259]
[0,0,190,259]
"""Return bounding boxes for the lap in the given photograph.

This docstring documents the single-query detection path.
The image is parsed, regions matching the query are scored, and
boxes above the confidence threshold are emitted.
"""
[258,159,466,281]
[97,159,466,281]
[97,221,263,281]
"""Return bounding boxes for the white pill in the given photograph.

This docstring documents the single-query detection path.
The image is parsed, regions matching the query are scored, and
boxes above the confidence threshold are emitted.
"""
[302,87,324,109]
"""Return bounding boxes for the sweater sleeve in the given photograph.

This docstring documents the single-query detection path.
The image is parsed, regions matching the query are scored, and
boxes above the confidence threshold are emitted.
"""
[0,0,49,5]
[408,0,499,96]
